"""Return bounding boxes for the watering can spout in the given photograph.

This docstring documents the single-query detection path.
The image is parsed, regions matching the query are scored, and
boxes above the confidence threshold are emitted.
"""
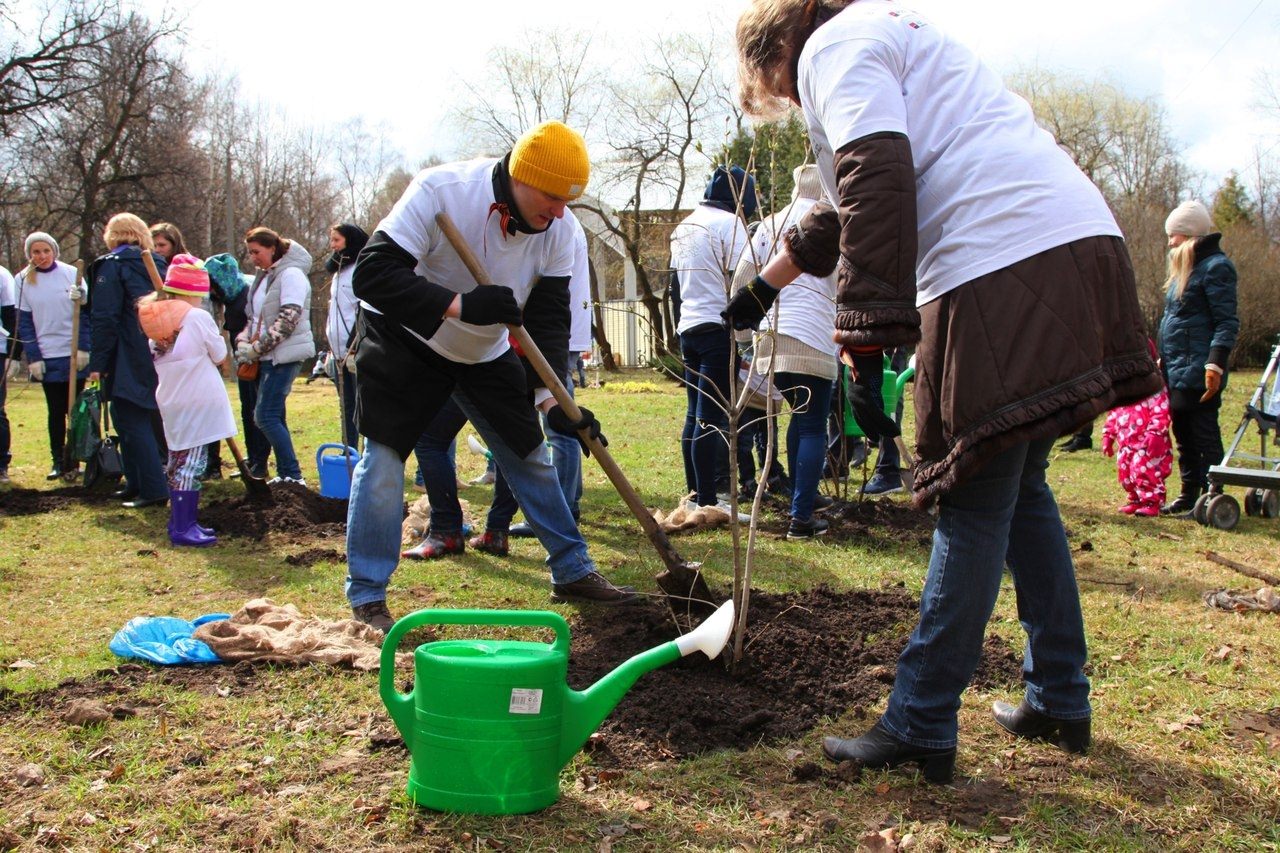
[559,599,735,767]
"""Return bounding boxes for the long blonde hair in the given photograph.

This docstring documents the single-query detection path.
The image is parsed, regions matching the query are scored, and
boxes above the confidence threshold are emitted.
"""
[1164,239,1197,300]
[736,0,852,117]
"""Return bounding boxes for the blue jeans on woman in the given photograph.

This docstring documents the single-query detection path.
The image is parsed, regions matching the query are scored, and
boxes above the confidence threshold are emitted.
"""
[345,393,595,609]
[254,360,303,480]
[879,436,1090,749]
[110,397,167,500]
[774,371,833,521]
[680,324,732,506]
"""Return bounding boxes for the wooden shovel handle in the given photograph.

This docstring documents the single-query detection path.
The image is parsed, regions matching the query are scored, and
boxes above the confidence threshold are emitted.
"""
[140,250,164,292]
[434,212,689,574]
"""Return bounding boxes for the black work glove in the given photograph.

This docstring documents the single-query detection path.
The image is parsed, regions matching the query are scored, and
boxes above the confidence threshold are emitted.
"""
[545,404,608,457]
[722,275,780,331]
[847,378,899,443]
[459,285,522,327]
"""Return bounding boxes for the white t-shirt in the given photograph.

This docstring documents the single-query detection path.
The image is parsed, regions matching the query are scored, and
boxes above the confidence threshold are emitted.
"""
[0,265,14,350]
[671,205,751,334]
[566,210,592,353]
[153,308,236,451]
[798,0,1120,306]
[327,264,358,355]
[16,261,78,360]
[368,157,576,364]
[743,196,838,356]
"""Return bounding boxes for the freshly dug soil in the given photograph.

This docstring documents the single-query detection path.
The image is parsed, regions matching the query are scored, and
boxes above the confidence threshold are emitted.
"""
[569,586,1021,766]
[201,481,350,542]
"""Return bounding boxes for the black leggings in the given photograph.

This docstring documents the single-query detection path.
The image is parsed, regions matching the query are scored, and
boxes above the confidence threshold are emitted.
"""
[42,379,85,465]
[1169,389,1224,494]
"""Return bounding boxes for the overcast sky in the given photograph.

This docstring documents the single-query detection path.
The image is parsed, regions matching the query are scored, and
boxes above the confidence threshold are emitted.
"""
[154,0,1279,195]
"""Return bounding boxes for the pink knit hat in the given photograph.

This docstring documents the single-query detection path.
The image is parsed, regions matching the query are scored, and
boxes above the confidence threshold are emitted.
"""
[162,253,209,296]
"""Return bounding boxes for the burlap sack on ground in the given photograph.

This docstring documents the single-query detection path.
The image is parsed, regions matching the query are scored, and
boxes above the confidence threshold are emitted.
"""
[1203,587,1280,613]
[194,598,398,671]
[653,494,731,533]
[402,494,474,544]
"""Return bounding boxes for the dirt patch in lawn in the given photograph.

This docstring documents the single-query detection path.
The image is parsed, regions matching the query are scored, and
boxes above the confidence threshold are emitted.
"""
[753,496,935,549]
[570,586,1021,767]
[201,482,349,542]
[0,485,120,515]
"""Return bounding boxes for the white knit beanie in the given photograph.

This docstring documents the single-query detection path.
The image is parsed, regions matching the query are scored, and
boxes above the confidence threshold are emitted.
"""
[1164,201,1213,238]
[24,231,60,260]
[791,164,823,202]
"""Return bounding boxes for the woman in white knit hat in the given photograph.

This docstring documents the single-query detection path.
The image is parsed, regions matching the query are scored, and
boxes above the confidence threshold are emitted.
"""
[16,231,89,480]
[1156,200,1239,515]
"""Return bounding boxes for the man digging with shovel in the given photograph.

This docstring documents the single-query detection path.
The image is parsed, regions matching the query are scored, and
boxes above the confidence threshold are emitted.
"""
[345,120,636,634]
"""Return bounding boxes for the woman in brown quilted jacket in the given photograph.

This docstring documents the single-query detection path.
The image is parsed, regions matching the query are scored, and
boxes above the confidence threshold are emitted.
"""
[728,0,1160,783]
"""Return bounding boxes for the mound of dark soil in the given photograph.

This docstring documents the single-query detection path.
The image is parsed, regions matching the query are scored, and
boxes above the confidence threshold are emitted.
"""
[0,484,120,516]
[569,586,1020,765]
[202,482,350,541]
[752,496,935,549]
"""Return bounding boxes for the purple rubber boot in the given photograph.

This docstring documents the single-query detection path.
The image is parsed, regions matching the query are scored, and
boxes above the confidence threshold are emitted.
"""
[170,490,217,547]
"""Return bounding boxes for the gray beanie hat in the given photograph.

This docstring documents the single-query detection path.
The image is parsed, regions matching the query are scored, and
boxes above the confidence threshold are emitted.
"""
[791,164,824,202]
[1164,201,1213,238]
[24,231,60,260]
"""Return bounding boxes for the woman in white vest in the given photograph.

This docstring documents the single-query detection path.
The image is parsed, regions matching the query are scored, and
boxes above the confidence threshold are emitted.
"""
[234,227,315,485]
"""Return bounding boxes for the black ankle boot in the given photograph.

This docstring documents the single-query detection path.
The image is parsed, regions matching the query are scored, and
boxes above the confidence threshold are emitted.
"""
[1161,489,1200,516]
[992,700,1090,754]
[821,720,956,783]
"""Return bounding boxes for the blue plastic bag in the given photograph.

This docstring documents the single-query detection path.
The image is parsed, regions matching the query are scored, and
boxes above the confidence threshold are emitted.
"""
[109,613,230,665]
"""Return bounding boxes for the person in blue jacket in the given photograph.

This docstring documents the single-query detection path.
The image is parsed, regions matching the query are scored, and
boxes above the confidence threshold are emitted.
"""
[87,213,170,508]
[1156,201,1239,516]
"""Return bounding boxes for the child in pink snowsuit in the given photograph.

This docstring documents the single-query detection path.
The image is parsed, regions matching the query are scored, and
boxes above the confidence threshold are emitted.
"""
[1102,375,1173,516]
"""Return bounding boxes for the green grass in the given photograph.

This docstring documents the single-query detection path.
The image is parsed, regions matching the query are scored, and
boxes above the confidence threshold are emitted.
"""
[2,370,1279,850]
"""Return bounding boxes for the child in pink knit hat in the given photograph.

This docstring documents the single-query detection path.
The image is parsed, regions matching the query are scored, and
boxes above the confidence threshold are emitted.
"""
[138,254,237,546]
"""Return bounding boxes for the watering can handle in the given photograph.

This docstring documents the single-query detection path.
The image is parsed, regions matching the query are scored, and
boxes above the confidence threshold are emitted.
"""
[379,609,572,726]
[316,442,358,461]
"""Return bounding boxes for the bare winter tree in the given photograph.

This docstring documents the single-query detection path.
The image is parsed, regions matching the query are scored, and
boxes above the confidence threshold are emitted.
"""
[451,28,604,154]
[0,0,126,135]
[16,9,207,259]
[576,33,735,356]
[331,116,401,227]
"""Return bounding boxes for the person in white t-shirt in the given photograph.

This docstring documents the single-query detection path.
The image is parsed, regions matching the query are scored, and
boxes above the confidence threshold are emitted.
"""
[0,261,15,482]
[138,256,236,547]
[670,165,758,516]
[324,223,369,451]
[16,231,89,481]
[731,164,838,539]
[731,0,1160,782]
[344,120,635,633]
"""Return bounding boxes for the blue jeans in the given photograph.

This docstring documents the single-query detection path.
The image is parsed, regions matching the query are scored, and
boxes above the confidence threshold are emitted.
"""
[345,428,595,609]
[0,355,9,468]
[111,397,168,500]
[680,325,732,505]
[254,360,302,480]
[775,371,832,521]
[413,398,467,534]
[880,436,1090,748]
[491,372,582,529]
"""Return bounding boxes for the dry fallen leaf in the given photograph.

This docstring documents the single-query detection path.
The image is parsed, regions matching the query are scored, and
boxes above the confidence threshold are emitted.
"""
[631,798,652,812]
[859,826,902,852]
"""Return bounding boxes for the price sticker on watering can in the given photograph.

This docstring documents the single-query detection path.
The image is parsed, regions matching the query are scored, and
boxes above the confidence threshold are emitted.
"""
[509,688,543,715]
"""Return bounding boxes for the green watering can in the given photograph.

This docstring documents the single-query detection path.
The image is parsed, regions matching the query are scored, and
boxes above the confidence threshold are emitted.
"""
[380,599,736,815]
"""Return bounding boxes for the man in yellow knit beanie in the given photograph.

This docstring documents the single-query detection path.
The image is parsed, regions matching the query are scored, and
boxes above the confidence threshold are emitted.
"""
[344,120,635,635]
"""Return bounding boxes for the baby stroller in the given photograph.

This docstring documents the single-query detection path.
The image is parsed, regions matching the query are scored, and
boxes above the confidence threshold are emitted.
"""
[1193,335,1280,530]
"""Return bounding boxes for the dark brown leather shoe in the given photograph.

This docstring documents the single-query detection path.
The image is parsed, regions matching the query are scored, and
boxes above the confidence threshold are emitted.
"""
[352,600,394,634]
[551,571,637,605]
[992,699,1090,754]
[822,720,955,784]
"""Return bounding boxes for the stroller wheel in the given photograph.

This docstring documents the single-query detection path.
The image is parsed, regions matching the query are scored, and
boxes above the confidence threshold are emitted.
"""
[1192,493,1212,525]
[1261,490,1280,519]
[1206,494,1241,531]
[1244,489,1262,517]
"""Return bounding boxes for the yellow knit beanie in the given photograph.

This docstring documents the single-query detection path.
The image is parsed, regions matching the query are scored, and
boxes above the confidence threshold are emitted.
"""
[509,121,590,200]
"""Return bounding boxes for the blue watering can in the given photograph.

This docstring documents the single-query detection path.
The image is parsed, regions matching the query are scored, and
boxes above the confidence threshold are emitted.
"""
[316,443,359,499]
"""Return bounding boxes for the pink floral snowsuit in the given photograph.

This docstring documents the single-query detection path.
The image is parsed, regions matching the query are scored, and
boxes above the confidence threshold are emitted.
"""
[1103,387,1174,512]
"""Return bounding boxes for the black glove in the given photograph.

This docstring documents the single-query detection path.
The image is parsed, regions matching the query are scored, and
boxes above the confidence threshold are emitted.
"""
[847,378,899,443]
[545,404,608,457]
[459,285,522,327]
[722,275,780,331]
